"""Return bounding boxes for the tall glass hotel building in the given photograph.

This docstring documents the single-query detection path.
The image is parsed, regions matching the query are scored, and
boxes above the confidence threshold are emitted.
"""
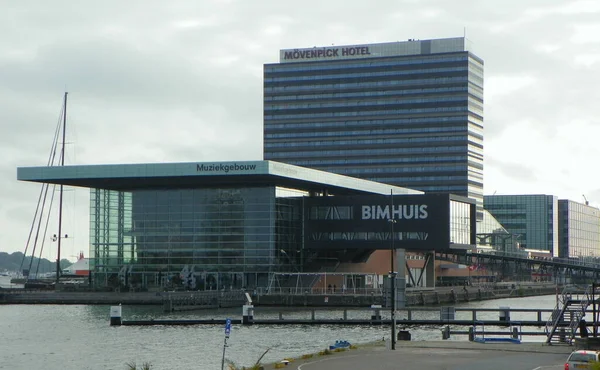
[264,37,484,214]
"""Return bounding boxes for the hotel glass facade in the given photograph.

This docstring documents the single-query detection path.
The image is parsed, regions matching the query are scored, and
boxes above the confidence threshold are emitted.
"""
[90,187,303,289]
[558,200,600,259]
[483,195,559,256]
[264,37,484,214]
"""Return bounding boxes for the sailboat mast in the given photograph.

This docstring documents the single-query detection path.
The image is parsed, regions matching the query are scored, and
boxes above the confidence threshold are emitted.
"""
[56,92,68,285]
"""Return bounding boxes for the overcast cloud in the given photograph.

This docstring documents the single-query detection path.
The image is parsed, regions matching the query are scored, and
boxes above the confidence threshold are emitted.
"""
[1,0,599,260]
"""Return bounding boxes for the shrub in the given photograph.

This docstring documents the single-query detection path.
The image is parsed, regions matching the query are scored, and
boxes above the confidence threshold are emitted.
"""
[226,347,270,370]
[125,362,152,370]
[319,349,332,356]
[589,361,600,370]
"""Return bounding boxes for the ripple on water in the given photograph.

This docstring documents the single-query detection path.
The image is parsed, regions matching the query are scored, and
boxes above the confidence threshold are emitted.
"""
[0,294,560,369]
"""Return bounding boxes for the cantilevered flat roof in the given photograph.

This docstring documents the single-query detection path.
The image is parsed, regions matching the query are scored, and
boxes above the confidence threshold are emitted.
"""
[17,160,423,196]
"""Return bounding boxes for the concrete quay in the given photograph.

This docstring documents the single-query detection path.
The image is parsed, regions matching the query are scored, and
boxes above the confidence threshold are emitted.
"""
[0,283,557,307]
[0,290,244,307]
[262,341,573,370]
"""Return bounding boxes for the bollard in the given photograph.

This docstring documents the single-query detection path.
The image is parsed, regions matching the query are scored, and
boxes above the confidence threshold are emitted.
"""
[442,325,451,340]
[110,305,122,326]
[499,307,510,323]
[468,327,474,342]
[242,304,254,325]
[512,327,519,339]
[370,304,382,321]
[397,330,411,341]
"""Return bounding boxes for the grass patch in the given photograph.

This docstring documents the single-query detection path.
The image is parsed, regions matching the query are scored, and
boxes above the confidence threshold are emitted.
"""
[225,347,270,370]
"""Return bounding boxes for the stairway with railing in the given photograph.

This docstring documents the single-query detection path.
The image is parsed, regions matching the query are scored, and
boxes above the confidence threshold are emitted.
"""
[545,285,591,345]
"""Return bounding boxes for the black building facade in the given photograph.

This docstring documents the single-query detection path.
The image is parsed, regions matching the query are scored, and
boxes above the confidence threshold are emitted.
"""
[304,194,475,257]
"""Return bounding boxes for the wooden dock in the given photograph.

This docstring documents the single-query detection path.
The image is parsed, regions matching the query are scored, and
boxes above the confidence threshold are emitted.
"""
[114,307,555,328]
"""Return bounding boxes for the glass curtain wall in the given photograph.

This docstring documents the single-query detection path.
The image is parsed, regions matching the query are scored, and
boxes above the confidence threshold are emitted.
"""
[449,200,471,245]
[558,200,600,259]
[90,187,301,290]
[484,194,558,256]
[89,189,133,288]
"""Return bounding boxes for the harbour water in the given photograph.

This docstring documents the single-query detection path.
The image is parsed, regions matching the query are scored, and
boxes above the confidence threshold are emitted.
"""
[0,276,562,370]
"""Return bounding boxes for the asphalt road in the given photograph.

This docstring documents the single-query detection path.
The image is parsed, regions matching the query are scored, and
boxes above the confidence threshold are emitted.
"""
[290,347,567,370]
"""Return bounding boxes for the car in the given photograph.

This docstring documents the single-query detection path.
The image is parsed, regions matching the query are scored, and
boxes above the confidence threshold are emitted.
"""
[565,350,600,370]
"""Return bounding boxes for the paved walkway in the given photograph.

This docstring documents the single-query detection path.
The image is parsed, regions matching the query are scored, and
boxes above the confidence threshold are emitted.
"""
[263,341,573,370]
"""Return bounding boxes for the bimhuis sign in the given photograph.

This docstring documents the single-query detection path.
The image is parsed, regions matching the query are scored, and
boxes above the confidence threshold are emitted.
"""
[361,204,428,221]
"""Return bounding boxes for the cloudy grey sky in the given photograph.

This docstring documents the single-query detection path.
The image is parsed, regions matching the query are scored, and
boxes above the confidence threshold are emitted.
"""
[1,0,599,260]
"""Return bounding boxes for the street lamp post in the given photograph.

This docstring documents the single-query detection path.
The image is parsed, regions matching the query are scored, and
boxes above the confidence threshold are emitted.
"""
[388,220,397,350]
[388,189,397,350]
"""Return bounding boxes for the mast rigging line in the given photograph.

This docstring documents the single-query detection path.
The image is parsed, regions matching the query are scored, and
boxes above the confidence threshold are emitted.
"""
[31,183,58,278]
[19,95,66,277]
[56,91,68,284]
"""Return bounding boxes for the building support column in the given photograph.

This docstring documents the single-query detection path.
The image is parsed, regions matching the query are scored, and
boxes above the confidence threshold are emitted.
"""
[415,252,436,288]
[424,252,435,288]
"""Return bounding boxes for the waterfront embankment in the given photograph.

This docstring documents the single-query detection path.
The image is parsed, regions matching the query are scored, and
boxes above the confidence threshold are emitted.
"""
[0,282,559,307]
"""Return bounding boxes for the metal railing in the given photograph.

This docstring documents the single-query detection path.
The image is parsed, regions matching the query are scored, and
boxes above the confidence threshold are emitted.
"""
[545,284,591,344]
[258,286,383,296]
[476,250,600,270]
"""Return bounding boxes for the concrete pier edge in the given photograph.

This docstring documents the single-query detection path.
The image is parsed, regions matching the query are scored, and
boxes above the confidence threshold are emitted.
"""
[258,340,574,369]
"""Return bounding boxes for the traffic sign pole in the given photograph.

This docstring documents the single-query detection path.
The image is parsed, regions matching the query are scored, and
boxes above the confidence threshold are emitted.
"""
[221,318,232,370]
